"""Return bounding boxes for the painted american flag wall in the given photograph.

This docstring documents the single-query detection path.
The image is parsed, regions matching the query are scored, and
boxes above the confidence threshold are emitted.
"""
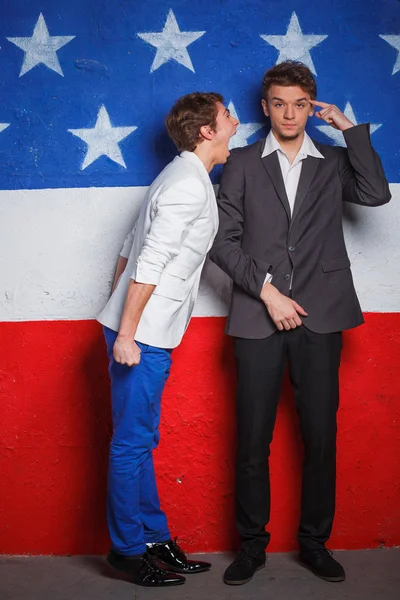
[0,0,399,555]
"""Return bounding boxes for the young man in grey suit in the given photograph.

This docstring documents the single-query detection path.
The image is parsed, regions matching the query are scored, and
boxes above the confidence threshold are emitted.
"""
[210,61,391,585]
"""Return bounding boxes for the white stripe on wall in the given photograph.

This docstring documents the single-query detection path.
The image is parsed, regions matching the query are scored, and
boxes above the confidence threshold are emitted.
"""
[1,185,399,321]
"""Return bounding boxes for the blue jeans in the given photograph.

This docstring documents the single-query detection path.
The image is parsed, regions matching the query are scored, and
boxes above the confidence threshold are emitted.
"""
[103,326,172,556]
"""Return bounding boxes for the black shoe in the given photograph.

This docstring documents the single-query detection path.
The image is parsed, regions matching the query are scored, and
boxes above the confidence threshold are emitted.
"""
[146,538,211,574]
[106,550,186,587]
[299,548,345,582]
[223,548,266,585]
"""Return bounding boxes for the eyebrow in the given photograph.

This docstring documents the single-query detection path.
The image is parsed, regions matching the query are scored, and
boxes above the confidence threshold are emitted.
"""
[272,97,308,102]
[223,108,230,116]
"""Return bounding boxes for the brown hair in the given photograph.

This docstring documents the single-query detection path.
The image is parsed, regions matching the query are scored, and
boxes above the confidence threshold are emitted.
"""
[165,92,223,152]
[262,60,317,101]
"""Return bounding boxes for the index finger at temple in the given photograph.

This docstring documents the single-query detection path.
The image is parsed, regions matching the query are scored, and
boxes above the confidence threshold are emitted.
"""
[309,99,330,108]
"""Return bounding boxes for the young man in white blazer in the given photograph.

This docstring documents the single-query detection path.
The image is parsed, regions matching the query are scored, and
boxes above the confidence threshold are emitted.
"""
[97,92,238,588]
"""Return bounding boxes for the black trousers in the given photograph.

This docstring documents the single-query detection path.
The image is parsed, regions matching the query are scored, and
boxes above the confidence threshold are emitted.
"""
[234,326,342,552]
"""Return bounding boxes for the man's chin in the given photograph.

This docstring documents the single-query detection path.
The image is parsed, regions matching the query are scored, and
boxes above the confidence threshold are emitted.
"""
[279,130,300,141]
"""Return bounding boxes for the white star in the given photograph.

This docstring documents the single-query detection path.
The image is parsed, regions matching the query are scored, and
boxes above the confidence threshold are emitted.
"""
[68,106,137,170]
[316,102,382,146]
[0,124,10,134]
[380,34,400,75]
[228,102,264,150]
[260,12,327,75]
[138,9,205,73]
[7,13,75,77]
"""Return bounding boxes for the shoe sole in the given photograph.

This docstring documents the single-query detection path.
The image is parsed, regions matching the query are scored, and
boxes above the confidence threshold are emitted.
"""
[157,563,211,574]
[106,556,186,586]
[137,580,185,587]
[299,560,345,582]
[223,563,265,585]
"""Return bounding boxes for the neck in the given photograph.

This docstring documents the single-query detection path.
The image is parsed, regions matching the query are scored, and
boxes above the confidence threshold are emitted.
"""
[193,145,215,174]
[272,129,305,159]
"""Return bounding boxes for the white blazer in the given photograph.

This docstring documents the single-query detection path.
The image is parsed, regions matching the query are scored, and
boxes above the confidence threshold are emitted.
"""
[97,151,219,348]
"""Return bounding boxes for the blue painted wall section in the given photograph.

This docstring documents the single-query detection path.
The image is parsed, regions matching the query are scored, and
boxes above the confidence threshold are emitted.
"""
[0,0,398,190]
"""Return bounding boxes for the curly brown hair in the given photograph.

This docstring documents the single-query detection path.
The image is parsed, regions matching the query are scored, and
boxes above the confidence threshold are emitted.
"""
[165,92,224,152]
[262,60,317,101]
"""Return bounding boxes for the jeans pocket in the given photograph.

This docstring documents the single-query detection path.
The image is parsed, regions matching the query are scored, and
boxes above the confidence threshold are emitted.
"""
[137,342,149,353]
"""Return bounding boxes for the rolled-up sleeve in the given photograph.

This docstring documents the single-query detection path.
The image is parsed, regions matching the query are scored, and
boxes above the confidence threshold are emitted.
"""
[119,224,137,259]
[134,178,206,286]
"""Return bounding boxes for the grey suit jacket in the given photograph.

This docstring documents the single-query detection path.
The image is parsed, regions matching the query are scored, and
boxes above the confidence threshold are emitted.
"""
[209,124,391,339]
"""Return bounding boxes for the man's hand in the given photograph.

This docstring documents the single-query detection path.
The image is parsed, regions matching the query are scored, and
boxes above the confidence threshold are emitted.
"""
[309,100,354,131]
[113,336,141,366]
[260,283,308,331]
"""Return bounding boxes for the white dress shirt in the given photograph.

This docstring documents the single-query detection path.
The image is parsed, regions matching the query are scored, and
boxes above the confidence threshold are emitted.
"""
[261,131,325,284]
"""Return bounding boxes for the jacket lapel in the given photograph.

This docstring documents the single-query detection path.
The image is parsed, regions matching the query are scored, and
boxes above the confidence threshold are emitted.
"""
[260,151,291,221]
[291,156,321,224]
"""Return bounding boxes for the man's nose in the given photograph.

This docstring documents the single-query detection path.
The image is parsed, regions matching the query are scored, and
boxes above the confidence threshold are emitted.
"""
[284,106,295,119]
[232,116,239,126]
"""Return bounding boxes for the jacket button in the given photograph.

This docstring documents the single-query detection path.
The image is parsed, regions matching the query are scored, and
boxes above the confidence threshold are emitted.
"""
[288,246,295,252]
[284,274,290,281]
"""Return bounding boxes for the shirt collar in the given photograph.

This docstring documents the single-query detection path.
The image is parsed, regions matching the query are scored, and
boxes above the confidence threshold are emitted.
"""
[261,130,324,160]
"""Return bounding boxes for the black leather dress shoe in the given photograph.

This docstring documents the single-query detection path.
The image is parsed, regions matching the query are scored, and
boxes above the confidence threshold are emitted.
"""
[146,539,211,574]
[299,548,345,582]
[106,550,186,587]
[223,548,266,585]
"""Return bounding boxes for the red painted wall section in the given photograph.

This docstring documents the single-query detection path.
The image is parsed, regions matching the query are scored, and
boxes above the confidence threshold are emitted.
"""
[0,314,399,555]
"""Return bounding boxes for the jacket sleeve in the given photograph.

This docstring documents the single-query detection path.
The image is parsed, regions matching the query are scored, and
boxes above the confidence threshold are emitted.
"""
[339,124,391,206]
[209,151,272,299]
[134,177,206,286]
[119,223,137,259]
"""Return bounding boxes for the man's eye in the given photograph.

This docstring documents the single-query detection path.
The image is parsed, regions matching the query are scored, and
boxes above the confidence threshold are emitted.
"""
[274,104,283,108]
[297,104,305,108]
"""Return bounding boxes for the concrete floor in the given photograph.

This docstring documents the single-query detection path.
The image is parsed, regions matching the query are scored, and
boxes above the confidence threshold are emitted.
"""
[1,549,399,600]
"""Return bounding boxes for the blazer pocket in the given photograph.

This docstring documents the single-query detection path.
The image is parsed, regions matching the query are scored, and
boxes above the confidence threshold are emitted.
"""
[321,255,351,273]
[153,282,186,302]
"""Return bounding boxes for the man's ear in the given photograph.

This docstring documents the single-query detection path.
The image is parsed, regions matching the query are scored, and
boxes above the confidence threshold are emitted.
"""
[199,124,214,141]
[261,99,269,117]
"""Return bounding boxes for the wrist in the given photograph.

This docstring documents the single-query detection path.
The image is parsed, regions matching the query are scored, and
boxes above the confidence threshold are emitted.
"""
[116,332,134,342]
[339,120,354,132]
[261,282,277,304]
